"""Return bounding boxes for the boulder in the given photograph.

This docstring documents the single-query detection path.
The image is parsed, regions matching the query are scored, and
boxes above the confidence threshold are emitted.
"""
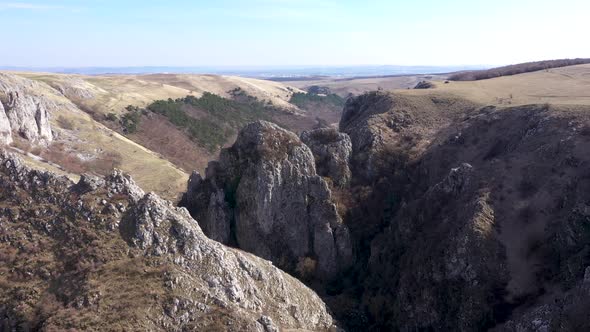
[181,121,353,280]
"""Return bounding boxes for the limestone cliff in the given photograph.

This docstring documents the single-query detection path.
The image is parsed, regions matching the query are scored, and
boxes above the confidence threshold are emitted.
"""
[300,128,352,187]
[181,121,353,281]
[0,73,54,144]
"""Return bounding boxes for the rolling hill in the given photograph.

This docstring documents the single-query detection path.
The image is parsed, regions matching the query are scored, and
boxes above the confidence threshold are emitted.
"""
[0,72,337,200]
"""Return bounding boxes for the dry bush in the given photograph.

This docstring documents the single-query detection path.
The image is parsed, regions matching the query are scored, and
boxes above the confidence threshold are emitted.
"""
[41,143,87,174]
[296,256,317,280]
[57,116,76,130]
[88,151,123,175]
[39,143,122,176]
[10,137,33,153]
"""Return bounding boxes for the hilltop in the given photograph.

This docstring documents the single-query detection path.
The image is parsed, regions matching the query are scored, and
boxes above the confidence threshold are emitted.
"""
[0,72,340,200]
[449,58,590,81]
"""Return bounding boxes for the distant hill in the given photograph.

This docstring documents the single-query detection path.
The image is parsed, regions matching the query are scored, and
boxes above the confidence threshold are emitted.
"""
[0,65,484,78]
[449,58,590,81]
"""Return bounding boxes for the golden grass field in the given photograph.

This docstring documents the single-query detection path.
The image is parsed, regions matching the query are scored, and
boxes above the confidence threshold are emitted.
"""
[401,64,590,106]
[4,64,590,199]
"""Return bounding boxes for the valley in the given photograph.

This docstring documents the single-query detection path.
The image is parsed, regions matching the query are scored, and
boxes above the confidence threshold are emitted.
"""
[1,61,590,331]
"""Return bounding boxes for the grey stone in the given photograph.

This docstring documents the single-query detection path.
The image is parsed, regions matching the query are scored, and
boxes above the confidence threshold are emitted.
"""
[0,101,12,145]
[300,128,352,187]
[181,121,352,280]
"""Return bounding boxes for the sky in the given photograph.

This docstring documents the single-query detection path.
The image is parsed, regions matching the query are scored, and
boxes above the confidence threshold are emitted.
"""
[0,0,589,67]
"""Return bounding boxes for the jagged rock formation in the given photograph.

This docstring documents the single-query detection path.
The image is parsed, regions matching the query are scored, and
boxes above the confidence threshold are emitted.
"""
[499,267,590,331]
[0,73,53,144]
[344,96,590,330]
[2,91,53,143]
[339,92,478,183]
[0,101,12,145]
[300,128,352,187]
[0,151,336,331]
[180,121,352,281]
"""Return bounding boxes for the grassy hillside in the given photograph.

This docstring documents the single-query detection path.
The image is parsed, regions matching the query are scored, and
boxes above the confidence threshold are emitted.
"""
[0,72,188,201]
[401,64,590,106]
[449,58,590,81]
[281,74,447,97]
[1,72,318,200]
[109,89,340,173]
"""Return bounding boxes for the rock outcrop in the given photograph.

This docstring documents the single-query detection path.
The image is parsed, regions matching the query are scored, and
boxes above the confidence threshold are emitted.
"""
[0,73,54,144]
[300,128,352,187]
[0,101,12,145]
[1,91,53,143]
[180,121,352,280]
[351,100,590,331]
[0,151,336,331]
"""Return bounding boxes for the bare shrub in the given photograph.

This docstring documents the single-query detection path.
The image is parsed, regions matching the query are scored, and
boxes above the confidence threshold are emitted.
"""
[57,116,76,130]
[41,143,86,174]
[296,256,317,280]
[88,151,123,175]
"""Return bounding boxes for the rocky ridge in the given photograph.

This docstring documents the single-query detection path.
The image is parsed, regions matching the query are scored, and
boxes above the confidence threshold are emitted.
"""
[0,151,336,331]
[300,128,352,187]
[180,121,353,281]
[337,93,590,330]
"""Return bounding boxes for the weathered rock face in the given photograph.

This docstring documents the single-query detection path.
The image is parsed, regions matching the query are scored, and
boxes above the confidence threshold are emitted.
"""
[0,101,12,145]
[1,91,53,143]
[499,272,590,331]
[0,151,336,331]
[0,73,55,145]
[357,102,590,331]
[339,91,478,183]
[181,121,353,280]
[300,128,352,187]
[366,163,509,331]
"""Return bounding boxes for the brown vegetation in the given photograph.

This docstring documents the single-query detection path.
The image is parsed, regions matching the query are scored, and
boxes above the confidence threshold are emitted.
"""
[449,58,590,81]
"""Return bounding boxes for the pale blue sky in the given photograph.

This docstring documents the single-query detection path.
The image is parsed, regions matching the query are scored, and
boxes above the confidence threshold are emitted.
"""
[0,0,588,67]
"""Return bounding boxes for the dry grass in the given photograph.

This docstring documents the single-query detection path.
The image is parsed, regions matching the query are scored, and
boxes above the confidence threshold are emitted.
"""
[283,74,447,97]
[1,71,189,200]
[401,64,590,106]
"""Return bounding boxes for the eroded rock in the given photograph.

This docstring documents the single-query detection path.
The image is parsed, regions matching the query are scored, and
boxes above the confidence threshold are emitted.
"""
[0,101,12,145]
[181,121,352,280]
[2,91,52,143]
[300,128,352,187]
[0,73,56,145]
[0,151,336,331]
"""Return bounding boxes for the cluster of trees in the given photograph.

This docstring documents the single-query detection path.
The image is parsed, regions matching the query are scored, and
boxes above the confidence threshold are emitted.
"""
[120,105,143,134]
[449,58,590,81]
[147,96,228,151]
[121,92,280,152]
